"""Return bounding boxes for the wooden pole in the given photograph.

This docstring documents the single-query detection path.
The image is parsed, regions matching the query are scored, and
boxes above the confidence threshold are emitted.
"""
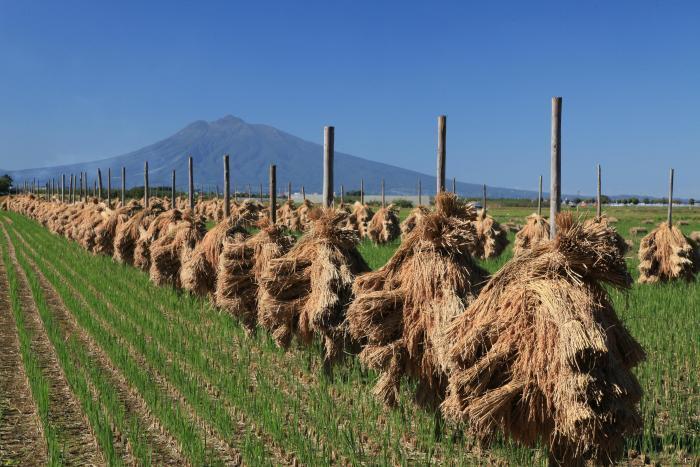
[667,168,674,227]
[340,184,344,205]
[223,155,231,217]
[323,126,334,208]
[437,115,446,193]
[288,181,292,202]
[482,184,487,212]
[234,184,238,203]
[171,170,176,210]
[107,168,111,206]
[537,175,542,216]
[247,184,251,199]
[360,179,364,205]
[144,161,150,208]
[418,178,422,206]
[93,180,96,198]
[381,179,385,208]
[596,164,602,218]
[61,174,65,203]
[301,185,306,201]
[121,167,126,205]
[188,156,194,211]
[97,169,103,201]
[269,164,277,223]
[550,97,562,238]
[259,183,263,202]
[80,173,84,201]
[452,177,456,194]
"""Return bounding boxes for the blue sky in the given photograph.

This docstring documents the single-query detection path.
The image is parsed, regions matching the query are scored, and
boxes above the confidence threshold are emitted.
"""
[0,1,698,197]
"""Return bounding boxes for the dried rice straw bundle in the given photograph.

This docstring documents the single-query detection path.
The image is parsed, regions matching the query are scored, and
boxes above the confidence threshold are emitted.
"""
[470,209,508,259]
[638,222,697,283]
[180,216,248,296]
[513,214,550,256]
[295,199,315,229]
[215,220,295,332]
[237,199,265,227]
[346,201,374,238]
[149,210,207,288]
[277,200,302,231]
[347,192,487,407]
[93,202,142,256]
[257,209,370,364]
[113,204,164,265]
[367,206,401,244]
[441,213,645,465]
[400,205,430,239]
[133,207,180,271]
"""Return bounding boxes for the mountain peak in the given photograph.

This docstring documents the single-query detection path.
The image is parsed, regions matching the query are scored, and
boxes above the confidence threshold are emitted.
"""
[212,115,245,126]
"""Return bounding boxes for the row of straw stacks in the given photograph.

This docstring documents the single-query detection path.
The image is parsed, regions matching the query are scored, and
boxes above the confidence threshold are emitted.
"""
[6,191,698,465]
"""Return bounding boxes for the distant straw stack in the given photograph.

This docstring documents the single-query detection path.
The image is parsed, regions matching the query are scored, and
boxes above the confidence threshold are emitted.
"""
[638,222,697,283]
[513,214,549,256]
[367,205,401,244]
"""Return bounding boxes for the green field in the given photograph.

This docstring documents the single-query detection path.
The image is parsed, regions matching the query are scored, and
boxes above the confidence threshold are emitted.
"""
[0,205,698,465]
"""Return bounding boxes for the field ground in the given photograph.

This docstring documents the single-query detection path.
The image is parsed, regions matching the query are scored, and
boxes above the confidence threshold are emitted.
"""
[0,204,698,465]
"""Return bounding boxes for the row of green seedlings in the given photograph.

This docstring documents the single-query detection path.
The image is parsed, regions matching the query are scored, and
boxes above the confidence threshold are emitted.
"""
[5,218,271,466]
[6,211,540,465]
[1,225,164,465]
[609,283,700,456]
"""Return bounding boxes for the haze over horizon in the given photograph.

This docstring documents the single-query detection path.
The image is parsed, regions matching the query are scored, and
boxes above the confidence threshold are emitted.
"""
[1,1,699,197]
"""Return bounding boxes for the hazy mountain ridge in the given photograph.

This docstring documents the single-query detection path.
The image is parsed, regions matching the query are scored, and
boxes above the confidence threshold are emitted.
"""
[3,115,539,198]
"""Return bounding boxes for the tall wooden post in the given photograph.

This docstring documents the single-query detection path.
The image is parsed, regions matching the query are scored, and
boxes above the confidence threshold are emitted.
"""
[550,97,562,238]
[418,178,422,206]
[437,115,446,193]
[301,185,306,201]
[61,174,65,203]
[340,185,344,204]
[537,175,543,216]
[107,168,112,206]
[80,173,84,201]
[269,164,277,223]
[247,184,251,199]
[223,155,231,217]
[121,167,126,205]
[381,179,386,208]
[93,180,96,198]
[360,178,364,205]
[482,184,487,212]
[323,126,334,208]
[667,168,674,227]
[97,169,103,201]
[144,161,150,208]
[171,170,176,210]
[188,156,194,211]
[259,183,263,202]
[288,181,292,202]
[452,177,456,194]
[234,184,238,203]
[596,164,602,218]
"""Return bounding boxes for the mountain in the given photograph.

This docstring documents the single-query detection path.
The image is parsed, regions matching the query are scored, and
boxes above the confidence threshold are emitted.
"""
[2,115,537,198]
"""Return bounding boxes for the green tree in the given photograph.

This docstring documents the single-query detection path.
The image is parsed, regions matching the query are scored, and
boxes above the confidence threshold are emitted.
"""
[0,174,13,194]
[689,198,695,206]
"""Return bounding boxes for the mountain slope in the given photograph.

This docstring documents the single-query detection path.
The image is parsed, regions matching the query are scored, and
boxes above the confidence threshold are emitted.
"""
[3,115,537,198]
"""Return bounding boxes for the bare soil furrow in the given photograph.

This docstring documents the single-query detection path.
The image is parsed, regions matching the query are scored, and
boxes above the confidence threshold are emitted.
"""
[1,225,105,466]
[0,244,48,465]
